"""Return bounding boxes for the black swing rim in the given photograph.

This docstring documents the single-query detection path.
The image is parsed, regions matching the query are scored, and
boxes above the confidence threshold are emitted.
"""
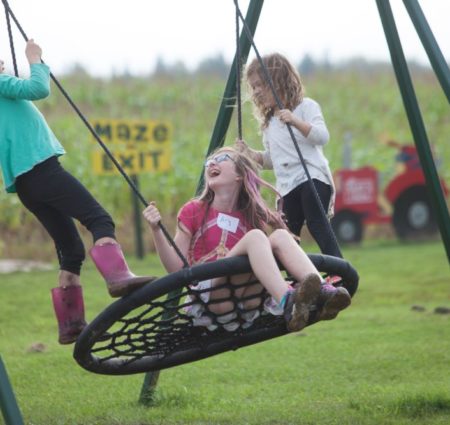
[73,254,358,375]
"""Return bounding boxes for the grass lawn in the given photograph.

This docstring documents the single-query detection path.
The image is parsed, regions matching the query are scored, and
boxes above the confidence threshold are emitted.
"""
[0,239,449,425]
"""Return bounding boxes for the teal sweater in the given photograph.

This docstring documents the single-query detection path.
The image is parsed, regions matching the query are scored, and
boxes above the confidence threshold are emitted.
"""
[0,63,65,193]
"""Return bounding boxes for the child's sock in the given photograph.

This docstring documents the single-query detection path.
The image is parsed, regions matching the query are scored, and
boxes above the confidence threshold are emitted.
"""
[279,288,294,310]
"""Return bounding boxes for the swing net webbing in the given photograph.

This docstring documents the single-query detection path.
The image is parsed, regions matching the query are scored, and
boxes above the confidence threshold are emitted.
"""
[74,254,358,375]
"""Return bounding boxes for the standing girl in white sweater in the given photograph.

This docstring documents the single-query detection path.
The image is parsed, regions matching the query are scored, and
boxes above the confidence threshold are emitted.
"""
[236,52,337,257]
[237,53,350,315]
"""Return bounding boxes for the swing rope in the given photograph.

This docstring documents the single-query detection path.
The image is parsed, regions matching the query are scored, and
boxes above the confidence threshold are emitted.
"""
[233,0,343,259]
[234,0,243,140]
[1,0,189,268]
[3,0,17,77]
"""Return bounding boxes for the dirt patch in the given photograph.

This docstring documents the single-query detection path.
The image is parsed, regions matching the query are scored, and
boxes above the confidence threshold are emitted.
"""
[0,259,54,274]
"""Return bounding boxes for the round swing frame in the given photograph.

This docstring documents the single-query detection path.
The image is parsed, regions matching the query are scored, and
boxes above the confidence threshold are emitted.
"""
[73,254,358,375]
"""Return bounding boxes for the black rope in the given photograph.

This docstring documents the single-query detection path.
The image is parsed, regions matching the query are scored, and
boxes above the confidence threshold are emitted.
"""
[2,0,189,268]
[233,0,342,259]
[2,0,18,76]
[235,0,243,140]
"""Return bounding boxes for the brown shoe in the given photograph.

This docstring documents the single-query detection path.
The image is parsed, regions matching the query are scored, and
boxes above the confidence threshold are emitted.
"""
[284,273,321,332]
[317,286,351,321]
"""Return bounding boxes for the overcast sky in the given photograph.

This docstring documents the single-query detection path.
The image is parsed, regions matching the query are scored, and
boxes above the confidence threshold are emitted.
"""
[1,0,448,76]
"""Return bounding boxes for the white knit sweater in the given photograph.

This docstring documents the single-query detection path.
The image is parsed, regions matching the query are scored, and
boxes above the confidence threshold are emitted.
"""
[260,97,335,216]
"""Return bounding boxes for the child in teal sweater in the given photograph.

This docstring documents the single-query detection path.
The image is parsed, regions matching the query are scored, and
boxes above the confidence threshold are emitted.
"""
[0,40,154,344]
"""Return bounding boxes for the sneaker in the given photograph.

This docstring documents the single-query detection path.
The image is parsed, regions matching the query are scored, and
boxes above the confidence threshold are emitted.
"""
[284,273,321,332]
[317,285,351,321]
[325,275,342,285]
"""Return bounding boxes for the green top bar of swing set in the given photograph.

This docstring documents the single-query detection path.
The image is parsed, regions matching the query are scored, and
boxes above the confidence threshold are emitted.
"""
[195,0,264,195]
[376,0,450,263]
[403,0,450,102]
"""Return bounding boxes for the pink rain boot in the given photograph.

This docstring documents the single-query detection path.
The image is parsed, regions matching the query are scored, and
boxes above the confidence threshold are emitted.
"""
[89,243,156,297]
[51,286,87,344]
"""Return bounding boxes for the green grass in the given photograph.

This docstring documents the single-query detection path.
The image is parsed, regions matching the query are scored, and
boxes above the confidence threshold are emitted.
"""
[1,239,449,424]
[0,67,449,424]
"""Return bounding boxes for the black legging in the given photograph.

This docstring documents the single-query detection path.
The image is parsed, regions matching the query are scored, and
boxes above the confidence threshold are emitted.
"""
[282,179,340,257]
[15,156,115,275]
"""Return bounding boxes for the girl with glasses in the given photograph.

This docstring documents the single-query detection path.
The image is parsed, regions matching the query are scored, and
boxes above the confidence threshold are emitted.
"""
[143,147,350,332]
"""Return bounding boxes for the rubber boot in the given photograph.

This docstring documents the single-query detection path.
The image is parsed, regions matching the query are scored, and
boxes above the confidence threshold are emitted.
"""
[89,243,156,297]
[51,286,87,344]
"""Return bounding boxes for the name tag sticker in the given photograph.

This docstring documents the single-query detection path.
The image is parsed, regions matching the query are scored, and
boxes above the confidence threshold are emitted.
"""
[217,213,239,233]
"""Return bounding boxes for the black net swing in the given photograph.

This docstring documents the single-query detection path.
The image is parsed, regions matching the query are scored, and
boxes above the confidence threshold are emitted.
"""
[73,254,358,375]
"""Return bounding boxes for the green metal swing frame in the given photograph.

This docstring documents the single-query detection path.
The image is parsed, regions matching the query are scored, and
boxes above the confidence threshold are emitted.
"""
[139,0,450,405]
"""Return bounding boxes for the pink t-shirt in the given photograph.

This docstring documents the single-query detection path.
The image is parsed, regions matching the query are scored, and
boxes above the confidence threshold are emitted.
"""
[178,200,251,265]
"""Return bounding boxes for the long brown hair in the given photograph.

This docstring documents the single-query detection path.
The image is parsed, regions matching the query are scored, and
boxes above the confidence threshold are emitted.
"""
[245,53,304,128]
[197,147,287,232]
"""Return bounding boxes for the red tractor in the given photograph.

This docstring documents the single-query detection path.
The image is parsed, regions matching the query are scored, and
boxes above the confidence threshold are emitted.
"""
[331,141,449,243]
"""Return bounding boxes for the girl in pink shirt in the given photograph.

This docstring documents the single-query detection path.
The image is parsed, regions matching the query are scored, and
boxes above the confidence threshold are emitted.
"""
[143,147,350,332]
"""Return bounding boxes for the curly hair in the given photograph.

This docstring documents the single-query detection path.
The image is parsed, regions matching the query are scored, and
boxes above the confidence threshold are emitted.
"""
[245,53,304,129]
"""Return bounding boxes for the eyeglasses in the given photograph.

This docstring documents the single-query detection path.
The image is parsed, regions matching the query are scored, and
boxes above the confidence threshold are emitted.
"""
[204,153,235,168]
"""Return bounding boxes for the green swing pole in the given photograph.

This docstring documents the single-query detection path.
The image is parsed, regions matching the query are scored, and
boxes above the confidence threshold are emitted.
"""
[0,355,24,425]
[376,0,450,263]
[138,0,265,406]
[402,0,450,102]
[196,0,264,193]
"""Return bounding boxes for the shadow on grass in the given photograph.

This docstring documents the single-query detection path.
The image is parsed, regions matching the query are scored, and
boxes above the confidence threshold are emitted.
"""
[348,394,450,421]
[392,394,450,419]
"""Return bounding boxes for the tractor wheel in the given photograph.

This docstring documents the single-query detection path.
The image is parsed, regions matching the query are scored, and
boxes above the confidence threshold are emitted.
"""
[331,210,363,244]
[392,186,437,240]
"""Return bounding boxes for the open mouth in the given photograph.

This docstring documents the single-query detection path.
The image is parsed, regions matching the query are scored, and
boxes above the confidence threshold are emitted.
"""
[208,168,221,177]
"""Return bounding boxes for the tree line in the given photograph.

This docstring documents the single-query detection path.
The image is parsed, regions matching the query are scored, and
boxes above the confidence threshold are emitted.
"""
[65,53,435,79]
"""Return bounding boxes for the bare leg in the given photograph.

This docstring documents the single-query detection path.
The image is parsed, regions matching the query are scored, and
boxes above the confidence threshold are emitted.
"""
[269,229,321,283]
[208,273,263,315]
[220,229,291,302]
[58,270,81,287]
[238,280,265,310]
[207,229,321,332]
[95,237,116,245]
